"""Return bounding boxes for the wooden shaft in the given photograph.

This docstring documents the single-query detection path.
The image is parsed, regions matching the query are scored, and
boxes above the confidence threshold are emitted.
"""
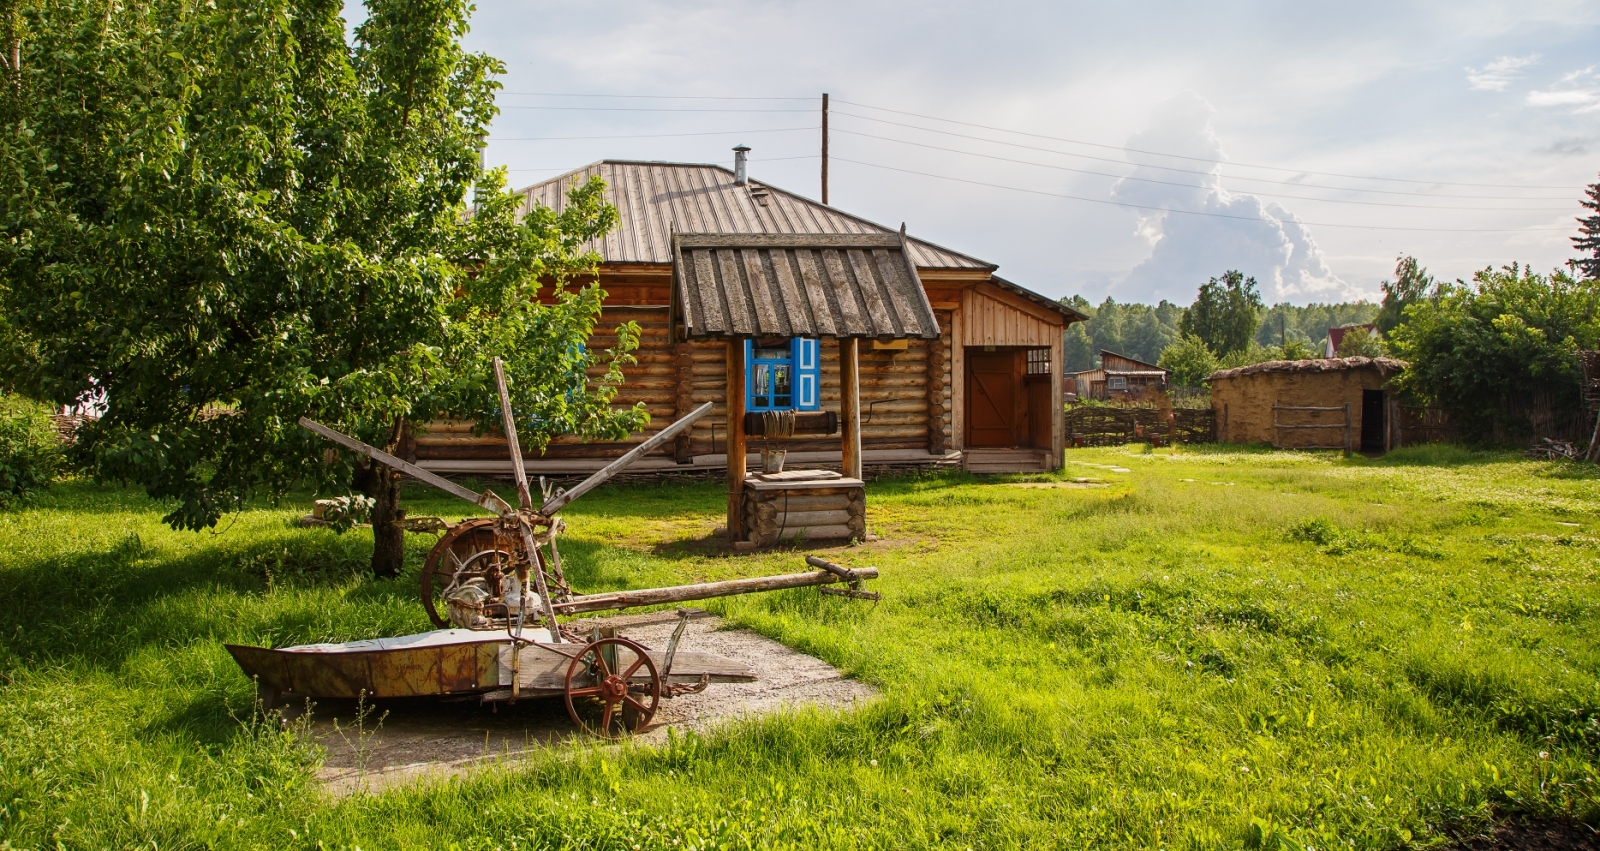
[514,516,562,643]
[821,93,829,205]
[841,337,862,479]
[538,401,714,514]
[805,555,859,582]
[297,417,514,516]
[492,356,534,511]
[727,341,747,540]
[552,568,879,615]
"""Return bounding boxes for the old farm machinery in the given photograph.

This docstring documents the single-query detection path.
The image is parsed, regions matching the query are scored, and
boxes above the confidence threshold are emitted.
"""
[226,359,878,737]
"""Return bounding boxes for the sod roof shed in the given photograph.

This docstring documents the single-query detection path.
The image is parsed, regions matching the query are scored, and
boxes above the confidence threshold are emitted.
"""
[1207,357,1407,450]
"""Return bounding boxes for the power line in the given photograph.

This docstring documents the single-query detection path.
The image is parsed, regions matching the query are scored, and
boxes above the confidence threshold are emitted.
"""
[497,106,814,113]
[832,111,1571,200]
[500,92,816,101]
[491,127,818,141]
[501,154,821,173]
[834,98,1576,191]
[833,156,1574,233]
[829,128,1575,212]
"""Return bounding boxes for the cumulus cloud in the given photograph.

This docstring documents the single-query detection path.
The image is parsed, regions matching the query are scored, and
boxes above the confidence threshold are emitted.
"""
[1111,93,1349,304]
[1465,54,1540,91]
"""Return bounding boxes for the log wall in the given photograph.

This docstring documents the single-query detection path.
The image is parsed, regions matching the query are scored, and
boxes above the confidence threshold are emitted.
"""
[412,306,957,463]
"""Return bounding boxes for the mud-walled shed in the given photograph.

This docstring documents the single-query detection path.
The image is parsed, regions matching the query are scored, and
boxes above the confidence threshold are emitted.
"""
[1208,357,1407,452]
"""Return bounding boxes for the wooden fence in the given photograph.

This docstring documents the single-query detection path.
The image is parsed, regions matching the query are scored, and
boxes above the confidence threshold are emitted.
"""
[1065,406,1214,447]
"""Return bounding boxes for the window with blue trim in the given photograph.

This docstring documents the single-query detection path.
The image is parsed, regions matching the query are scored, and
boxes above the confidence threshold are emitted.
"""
[746,337,820,411]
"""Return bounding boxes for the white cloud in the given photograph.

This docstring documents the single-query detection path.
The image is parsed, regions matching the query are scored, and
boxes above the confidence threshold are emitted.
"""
[1111,93,1352,303]
[1527,66,1600,113]
[1465,54,1540,91]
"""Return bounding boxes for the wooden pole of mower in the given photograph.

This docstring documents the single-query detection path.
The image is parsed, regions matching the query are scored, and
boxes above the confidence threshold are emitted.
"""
[492,356,563,643]
[726,340,747,541]
[552,567,880,615]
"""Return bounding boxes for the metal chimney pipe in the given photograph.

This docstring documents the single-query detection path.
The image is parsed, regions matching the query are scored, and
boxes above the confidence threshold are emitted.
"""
[733,144,750,185]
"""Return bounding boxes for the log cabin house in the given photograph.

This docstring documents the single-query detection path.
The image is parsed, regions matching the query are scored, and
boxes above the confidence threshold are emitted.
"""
[1067,350,1169,400]
[411,155,1085,488]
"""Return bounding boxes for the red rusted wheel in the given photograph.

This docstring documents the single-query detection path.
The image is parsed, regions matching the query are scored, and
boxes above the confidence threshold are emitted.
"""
[420,518,511,628]
[563,637,661,738]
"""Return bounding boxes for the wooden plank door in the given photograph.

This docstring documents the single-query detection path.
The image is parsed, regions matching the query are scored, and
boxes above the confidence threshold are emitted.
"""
[966,350,1019,447]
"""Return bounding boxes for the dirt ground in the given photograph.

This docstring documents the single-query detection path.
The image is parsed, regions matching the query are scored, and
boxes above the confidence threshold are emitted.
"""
[1451,819,1600,851]
[300,609,876,796]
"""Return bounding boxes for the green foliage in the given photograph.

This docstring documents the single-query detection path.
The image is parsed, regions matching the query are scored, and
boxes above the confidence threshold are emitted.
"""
[1375,256,1435,336]
[1390,264,1600,442]
[0,393,59,505]
[1181,270,1264,357]
[1575,174,1599,281]
[1060,296,1184,371]
[1255,301,1379,353]
[1335,326,1386,358]
[2,452,1599,848]
[1157,334,1217,387]
[0,0,643,537]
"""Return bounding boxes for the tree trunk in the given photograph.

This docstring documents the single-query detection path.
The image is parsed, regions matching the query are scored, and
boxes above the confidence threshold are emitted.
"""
[353,419,408,579]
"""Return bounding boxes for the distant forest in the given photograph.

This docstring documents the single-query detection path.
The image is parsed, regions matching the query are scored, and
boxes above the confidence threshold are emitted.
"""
[1059,295,1379,372]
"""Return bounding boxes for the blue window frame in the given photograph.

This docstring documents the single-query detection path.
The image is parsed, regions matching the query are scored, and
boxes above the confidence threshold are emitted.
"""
[745,338,820,411]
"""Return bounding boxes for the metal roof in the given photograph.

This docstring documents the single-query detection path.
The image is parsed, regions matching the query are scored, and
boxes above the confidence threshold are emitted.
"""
[516,161,993,270]
[671,233,941,340]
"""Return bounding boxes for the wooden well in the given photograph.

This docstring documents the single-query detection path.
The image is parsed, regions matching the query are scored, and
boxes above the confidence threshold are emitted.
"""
[739,473,867,549]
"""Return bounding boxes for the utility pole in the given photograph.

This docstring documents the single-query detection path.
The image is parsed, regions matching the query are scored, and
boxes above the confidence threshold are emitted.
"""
[821,93,829,205]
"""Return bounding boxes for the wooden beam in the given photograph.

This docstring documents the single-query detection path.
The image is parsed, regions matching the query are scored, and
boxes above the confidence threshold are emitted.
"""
[726,340,747,540]
[492,357,534,512]
[297,417,513,516]
[841,337,862,479]
[538,401,714,515]
[951,308,965,451]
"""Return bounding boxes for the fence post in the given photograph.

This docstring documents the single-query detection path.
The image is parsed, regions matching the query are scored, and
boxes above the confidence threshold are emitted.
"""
[1343,403,1352,454]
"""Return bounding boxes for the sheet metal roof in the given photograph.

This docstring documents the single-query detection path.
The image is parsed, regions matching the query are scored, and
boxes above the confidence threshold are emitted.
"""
[671,233,941,340]
[517,161,993,271]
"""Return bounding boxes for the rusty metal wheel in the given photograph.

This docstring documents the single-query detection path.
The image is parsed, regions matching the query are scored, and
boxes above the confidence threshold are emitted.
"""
[420,518,512,628]
[563,637,661,738]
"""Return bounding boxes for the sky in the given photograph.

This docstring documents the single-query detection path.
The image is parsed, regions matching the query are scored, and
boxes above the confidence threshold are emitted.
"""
[443,0,1600,306]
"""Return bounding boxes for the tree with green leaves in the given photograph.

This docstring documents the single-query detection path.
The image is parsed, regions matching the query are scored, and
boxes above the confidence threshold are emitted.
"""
[1334,326,1385,358]
[1389,264,1600,442]
[0,0,645,576]
[1157,335,1217,388]
[1374,256,1434,336]
[1180,271,1263,357]
[1575,174,1600,281]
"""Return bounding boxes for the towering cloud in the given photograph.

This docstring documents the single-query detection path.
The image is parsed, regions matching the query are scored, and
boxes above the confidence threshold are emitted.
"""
[1113,93,1347,303]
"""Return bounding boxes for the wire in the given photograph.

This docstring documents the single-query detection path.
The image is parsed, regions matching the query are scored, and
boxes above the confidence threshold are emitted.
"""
[832,111,1570,201]
[492,126,818,141]
[834,99,1577,190]
[497,106,814,113]
[828,128,1575,212]
[500,92,817,101]
[500,155,819,173]
[832,156,1574,233]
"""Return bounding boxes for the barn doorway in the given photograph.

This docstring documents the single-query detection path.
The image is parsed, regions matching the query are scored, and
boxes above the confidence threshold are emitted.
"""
[1361,390,1386,452]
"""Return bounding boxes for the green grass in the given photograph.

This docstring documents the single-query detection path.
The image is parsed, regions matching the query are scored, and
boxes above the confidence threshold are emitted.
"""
[1,446,1598,849]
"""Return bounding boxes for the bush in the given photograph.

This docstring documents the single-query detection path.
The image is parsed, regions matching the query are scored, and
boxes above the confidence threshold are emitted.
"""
[0,394,62,506]
[1157,334,1218,387]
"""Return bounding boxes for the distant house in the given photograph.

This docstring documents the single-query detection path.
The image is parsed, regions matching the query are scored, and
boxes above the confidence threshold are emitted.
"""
[1067,350,1169,400]
[1324,324,1378,358]
[1208,356,1406,451]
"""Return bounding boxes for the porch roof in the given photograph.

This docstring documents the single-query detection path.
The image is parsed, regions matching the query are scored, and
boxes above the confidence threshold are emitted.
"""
[670,232,941,341]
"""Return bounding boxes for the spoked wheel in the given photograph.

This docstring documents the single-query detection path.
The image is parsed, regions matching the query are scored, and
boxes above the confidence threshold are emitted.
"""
[420,518,512,628]
[563,637,661,738]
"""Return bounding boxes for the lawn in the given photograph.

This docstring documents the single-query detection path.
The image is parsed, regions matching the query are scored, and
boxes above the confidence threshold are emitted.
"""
[0,445,1597,850]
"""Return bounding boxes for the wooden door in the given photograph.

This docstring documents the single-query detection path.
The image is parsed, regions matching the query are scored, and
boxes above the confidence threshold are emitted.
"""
[967,351,1019,447]
[1026,377,1052,448]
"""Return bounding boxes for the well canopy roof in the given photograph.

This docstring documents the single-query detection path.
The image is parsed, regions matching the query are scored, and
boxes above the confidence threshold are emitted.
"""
[671,232,941,341]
